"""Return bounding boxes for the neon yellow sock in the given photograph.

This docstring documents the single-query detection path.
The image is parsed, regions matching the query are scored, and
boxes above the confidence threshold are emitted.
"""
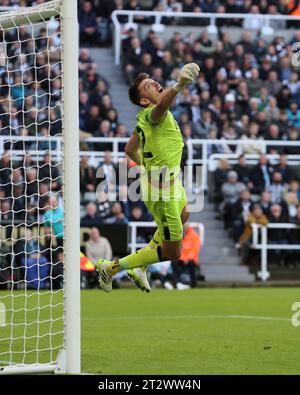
[112,229,163,272]
[148,229,162,248]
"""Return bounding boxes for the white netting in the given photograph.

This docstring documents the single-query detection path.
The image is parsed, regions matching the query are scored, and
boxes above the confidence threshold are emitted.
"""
[0,0,64,370]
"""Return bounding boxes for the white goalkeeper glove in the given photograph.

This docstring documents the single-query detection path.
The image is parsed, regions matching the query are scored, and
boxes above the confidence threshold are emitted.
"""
[173,63,200,93]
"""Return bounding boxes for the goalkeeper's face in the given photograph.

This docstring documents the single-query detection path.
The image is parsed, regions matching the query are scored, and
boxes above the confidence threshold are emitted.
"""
[138,78,164,107]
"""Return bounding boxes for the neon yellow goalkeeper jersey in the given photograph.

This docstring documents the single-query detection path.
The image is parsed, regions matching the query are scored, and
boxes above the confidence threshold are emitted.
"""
[134,105,184,177]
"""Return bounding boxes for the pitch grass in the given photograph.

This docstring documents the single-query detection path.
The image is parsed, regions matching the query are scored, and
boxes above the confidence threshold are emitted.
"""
[81,288,300,375]
[0,288,299,374]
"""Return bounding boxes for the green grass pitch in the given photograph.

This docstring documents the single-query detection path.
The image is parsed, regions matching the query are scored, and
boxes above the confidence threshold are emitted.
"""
[82,288,300,375]
[0,287,299,374]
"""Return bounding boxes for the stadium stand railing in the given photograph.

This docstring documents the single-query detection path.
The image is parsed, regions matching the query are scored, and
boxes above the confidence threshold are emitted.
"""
[187,139,300,191]
[129,221,205,253]
[2,136,300,192]
[251,223,300,281]
[111,10,300,65]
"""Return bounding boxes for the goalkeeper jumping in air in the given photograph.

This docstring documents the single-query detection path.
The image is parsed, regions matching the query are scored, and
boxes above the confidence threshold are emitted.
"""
[97,63,200,293]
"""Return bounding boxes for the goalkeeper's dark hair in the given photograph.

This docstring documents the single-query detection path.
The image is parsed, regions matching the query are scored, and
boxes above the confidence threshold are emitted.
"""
[128,73,149,107]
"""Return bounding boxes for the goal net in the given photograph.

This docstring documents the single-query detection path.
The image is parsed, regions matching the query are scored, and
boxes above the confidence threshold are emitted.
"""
[0,0,80,374]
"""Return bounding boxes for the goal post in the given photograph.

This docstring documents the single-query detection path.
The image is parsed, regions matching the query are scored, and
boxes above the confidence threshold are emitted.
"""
[0,0,80,374]
[62,0,81,376]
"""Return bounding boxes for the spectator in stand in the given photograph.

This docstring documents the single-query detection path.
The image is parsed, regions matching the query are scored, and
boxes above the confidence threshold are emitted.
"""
[80,156,96,195]
[171,222,201,289]
[283,192,299,222]
[93,0,115,44]
[276,112,289,137]
[264,71,282,97]
[247,68,262,98]
[285,128,300,155]
[186,94,201,124]
[82,226,112,288]
[266,124,284,154]
[247,97,260,121]
[199,0,218,13]
[26,167,39,205]
[268,4,286,30]
[11,168,25,193]
[221,170,246,228]
[240,121,264,155]
[115,123,129,138]
[14,228,49,289]
[37,126,57,151]
[288,179,300,201]
[83,64,102,92]
[78,47,96,76]
[260,190,272,217]
[81,202,101,227]
[268,171,286,204]
[243,5,264,31]
[89,79,110,108]
[265,97,280,123]
[0,152,11,196]
[267,204,289,265]
[220,124,240,154]
[43,195,64,248]
[193,109,217,138]
[99,94,114,120]
[106,108,119,133]
[79,0,99,47]
[287,100,300,128]
[12,186,26,222]
[233,154,251,187]
[97,150,118,194]
[249,154,273,195]
[229,189,253,242]
[239,204,269,265]
[84,105,101,135]
[135,53,153,78]
[277,84,292,110]
[274,155,295,184]
[0,199,13,239]
[96,191,114,221]
[38,152,61,192]
[105,202,128,224]
[85,227,112,265]
[288,72,300,98]
[213,158,231,205]
[124,37,144,84]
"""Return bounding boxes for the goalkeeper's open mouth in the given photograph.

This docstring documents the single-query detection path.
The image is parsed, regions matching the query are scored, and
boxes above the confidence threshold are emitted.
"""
[158,87,164,93]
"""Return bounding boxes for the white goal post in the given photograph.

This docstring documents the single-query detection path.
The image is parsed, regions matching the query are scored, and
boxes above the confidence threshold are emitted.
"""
[0,0,80,374]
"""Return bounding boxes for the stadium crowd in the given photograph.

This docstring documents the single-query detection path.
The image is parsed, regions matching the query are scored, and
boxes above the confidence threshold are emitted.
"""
[80,0,300,270]
[77,0,300,46]
[118,19,300,265]
[1,0,300,291]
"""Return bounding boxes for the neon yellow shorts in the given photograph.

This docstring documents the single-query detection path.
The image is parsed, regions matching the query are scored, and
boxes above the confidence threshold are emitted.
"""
[141,176,187,242]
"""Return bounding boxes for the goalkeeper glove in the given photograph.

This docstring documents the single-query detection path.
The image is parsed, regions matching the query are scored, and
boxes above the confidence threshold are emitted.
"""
[173,63,200,93]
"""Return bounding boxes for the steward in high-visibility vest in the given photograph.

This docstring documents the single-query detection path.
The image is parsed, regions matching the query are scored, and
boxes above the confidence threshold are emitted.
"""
[80,252,95,272]
[288,0,300,15]
[179,226,201,264]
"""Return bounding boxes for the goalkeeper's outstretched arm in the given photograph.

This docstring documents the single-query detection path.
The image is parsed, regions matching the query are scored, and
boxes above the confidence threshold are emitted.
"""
[150,63,200,124]
[125,133,141,165]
